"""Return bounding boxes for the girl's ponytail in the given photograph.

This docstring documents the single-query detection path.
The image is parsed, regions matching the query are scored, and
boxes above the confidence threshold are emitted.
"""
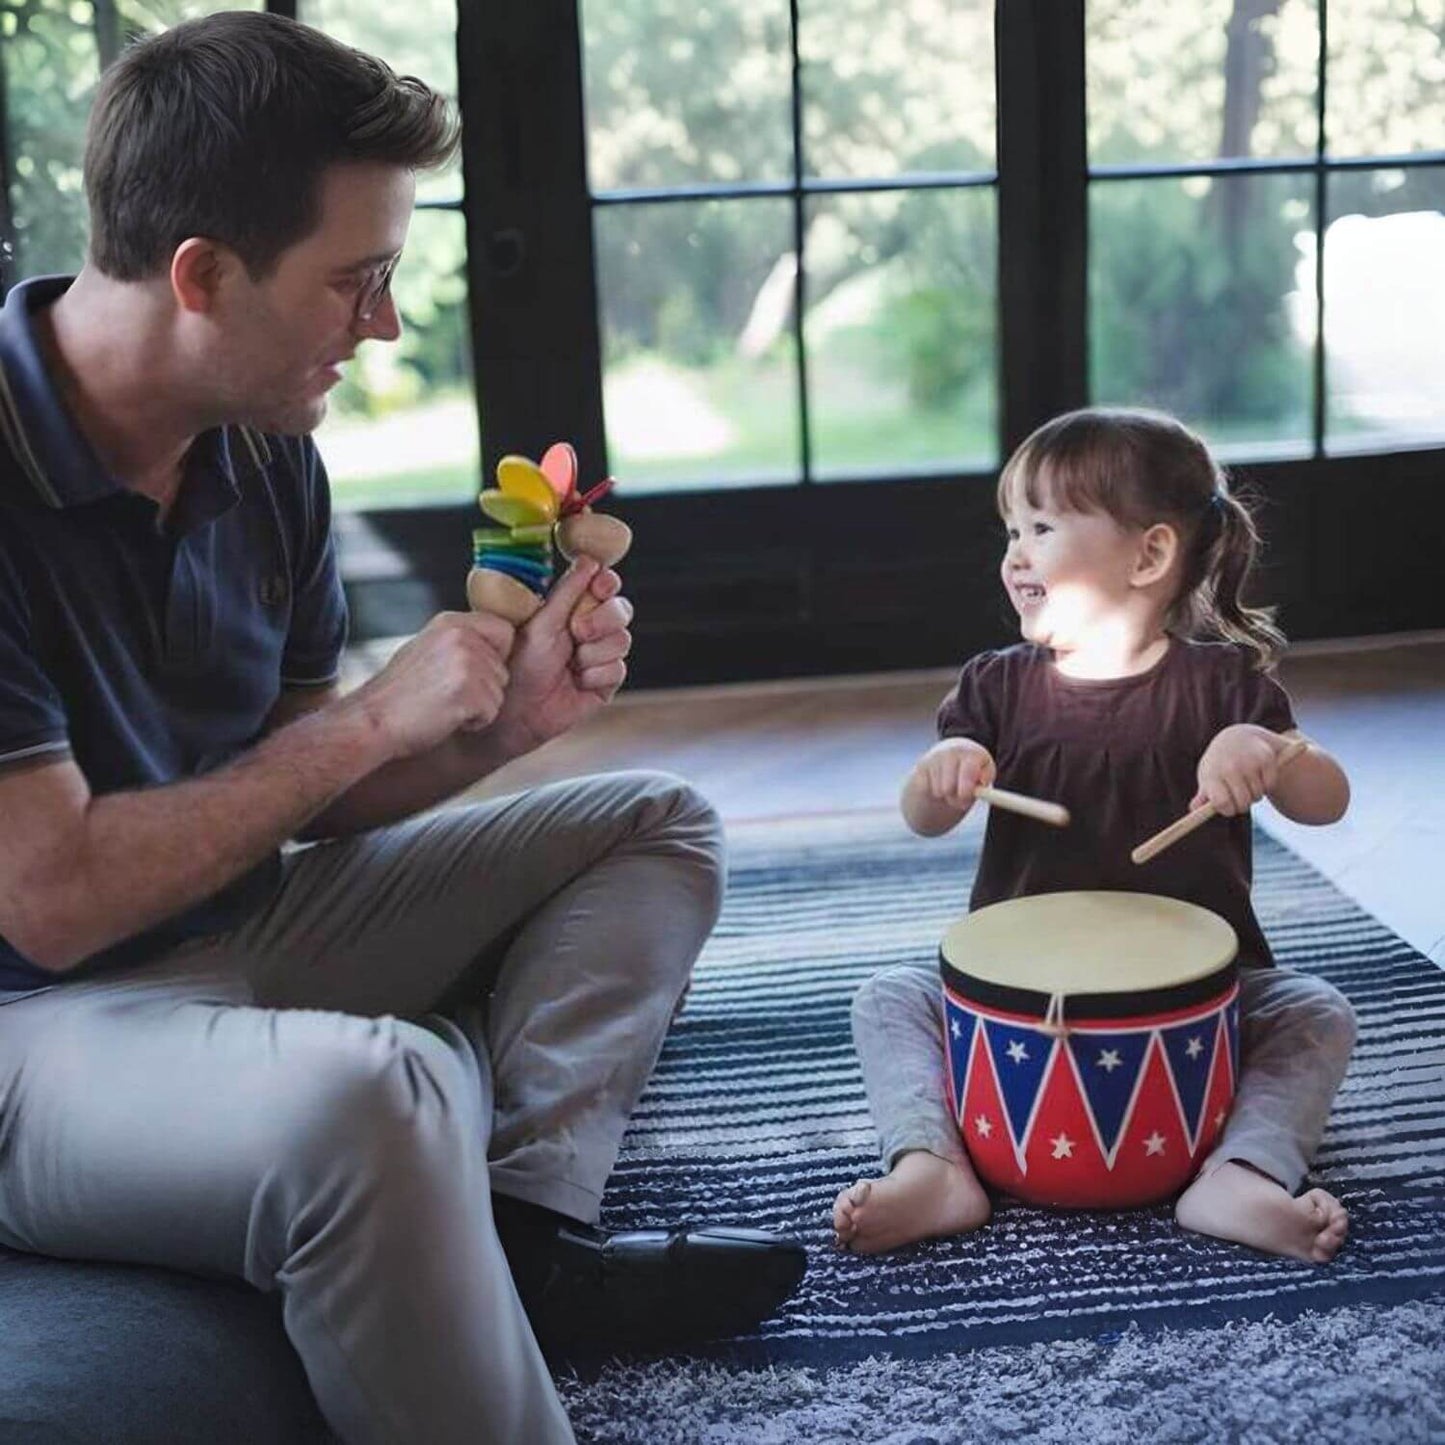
[1180,485,1286,672]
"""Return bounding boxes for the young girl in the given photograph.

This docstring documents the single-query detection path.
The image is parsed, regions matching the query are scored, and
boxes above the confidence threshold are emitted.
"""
[834,408,1356,1264]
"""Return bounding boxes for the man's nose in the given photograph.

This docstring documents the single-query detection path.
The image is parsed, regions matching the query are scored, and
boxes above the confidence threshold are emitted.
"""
[355,291,403,343]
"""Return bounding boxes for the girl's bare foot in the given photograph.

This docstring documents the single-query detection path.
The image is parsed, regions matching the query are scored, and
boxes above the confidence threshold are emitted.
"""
[1175,1160,1348,1263]
[832,1149,991,1254]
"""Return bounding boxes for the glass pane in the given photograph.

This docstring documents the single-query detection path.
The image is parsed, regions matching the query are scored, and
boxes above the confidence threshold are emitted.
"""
[314,208,479,508]
[300,0,461,204]
[806,187,997,479]
[1324,166,1445,453]
[595,199,801,490]
[580,0,792,191]
[1088,0,1319,166]
[1090,173,1314,455]
[1327,0,1445,158]
[800,0,994,179]
[2,0,257,283]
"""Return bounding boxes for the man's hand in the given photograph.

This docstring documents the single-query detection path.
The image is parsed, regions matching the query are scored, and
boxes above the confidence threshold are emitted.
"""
[1192,723,1294,816]
[349,610,514,760]
[484,559,634,756]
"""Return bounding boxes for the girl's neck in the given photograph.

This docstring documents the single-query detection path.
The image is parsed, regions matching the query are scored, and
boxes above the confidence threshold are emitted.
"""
[1051,627,1172,681]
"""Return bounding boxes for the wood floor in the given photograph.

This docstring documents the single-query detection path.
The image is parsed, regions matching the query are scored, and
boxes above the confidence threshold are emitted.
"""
[352,632,1445,966]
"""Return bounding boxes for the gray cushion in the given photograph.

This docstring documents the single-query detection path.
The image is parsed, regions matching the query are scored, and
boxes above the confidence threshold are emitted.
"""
[0,1247,333,1444]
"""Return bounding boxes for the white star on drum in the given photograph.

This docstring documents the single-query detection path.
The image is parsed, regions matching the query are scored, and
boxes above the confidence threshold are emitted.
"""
[1050,1133,1075,1160]
[951,1017,961,1039]
[1186,1036,1204,1059]
[1096,1048,1122,1072]
[1006,1040,1029,1064]
[974,1115,993,1138]
[1144,1132,1167,1156]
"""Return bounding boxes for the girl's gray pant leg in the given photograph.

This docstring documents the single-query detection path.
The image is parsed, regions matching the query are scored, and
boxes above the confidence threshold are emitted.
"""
[851,963,968,1170]
[1202,964,1357,1193]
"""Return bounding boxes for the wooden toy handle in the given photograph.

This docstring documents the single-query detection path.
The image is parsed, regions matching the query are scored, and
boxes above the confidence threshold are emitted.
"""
[1131,736,1310,865]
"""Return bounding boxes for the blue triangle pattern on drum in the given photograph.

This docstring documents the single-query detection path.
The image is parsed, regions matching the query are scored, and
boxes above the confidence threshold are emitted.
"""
[982,1018,1055,1157]
[1161,1016,1220,1148]
[1065,1029,1152,1162]
[944,998,975,1124]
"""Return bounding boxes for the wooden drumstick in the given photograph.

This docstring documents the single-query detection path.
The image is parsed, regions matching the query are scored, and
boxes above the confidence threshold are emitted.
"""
[974,785,1071,828]
[1131,737,1310,866]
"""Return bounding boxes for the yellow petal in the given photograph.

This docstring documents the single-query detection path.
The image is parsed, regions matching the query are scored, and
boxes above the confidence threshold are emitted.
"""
[480,489,552,529]
[496,455,560,521]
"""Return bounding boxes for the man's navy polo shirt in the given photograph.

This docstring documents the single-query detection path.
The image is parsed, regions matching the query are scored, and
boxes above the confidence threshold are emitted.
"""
[0,276,349,989]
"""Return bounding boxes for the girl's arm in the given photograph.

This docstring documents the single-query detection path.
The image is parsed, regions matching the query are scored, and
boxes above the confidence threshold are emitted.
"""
[1195,724,1349,827]
[901,737,996,837]
[1268,730,1350,825]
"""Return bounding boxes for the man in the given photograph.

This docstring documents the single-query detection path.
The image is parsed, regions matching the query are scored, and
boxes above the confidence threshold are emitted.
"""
[0,13,804,1444]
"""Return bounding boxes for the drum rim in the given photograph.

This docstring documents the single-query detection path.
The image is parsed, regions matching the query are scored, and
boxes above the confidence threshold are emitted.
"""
[938,951,1238,1020]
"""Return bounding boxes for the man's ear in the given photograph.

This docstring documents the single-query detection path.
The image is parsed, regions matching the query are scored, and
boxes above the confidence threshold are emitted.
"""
[170,237,233,315]
[1132,522,1179,589]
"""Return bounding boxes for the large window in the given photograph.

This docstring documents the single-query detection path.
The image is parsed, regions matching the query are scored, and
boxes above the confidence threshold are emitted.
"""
[299,0,481,508]
[582,0,998,490]
[1087,0,1445,457]
[1,0,256,280]
[3,1,1442,678]
[0,0,477,510]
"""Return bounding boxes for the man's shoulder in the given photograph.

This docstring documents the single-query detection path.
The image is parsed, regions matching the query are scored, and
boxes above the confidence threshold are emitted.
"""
[226,426,330,525]
[229,425,318,480]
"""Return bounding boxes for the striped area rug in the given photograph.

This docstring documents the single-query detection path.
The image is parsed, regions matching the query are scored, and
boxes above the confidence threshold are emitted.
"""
[602,811,1445,1364]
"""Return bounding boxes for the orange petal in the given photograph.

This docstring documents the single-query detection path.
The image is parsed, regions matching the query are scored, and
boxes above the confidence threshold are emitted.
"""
[539,441,578,502]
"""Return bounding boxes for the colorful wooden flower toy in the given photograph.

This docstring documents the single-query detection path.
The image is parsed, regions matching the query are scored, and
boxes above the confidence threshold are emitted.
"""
[467,441,632,627]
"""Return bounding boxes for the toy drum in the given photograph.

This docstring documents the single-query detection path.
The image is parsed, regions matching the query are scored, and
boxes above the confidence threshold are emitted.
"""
[940,892,1239,1209]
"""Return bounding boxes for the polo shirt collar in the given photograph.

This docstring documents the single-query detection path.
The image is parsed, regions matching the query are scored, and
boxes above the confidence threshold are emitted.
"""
[0,275,244,524]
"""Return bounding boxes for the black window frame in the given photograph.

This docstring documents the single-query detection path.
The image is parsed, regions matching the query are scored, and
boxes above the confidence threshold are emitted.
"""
[3,0,1441,683]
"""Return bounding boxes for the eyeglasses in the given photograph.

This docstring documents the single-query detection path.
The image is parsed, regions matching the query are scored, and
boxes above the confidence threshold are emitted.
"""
[353,254,400,326]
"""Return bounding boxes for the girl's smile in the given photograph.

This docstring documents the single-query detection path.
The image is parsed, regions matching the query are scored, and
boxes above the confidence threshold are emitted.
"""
[999,492,1175,678]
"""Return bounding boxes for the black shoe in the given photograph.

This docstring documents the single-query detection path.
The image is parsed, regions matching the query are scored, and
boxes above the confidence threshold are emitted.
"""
[494,1202,807,1360]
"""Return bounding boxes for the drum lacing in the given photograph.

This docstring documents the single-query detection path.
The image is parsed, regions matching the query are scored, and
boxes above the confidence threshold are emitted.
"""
[1040,991,1070,1039]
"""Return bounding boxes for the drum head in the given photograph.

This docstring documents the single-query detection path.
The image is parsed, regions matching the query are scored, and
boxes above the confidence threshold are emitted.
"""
[941,891,1237,996]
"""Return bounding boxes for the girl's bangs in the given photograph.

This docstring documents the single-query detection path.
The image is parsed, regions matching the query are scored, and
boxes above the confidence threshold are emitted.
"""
[996,442,1113,517]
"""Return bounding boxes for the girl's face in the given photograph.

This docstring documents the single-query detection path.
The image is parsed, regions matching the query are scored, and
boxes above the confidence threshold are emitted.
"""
[999,490,1147,652]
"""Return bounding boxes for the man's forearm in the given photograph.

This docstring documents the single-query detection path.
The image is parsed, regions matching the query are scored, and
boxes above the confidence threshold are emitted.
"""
[297,717,535,839]
[32,700,393,972]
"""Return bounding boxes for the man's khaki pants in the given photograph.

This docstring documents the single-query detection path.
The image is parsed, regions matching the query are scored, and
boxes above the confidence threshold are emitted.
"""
[0,771,725,1445]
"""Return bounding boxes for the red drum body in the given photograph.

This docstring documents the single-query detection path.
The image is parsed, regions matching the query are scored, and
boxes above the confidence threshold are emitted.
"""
[940,892,1240,1210]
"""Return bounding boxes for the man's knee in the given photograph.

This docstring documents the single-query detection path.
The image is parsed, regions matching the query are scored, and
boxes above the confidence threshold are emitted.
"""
[614,770,727,946]
[278,1020,476,1179]
[623,771,724,865]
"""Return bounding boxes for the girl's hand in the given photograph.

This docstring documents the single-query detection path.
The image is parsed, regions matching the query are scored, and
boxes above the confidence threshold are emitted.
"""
[1193,724,1296,815]
[915,738,997,810]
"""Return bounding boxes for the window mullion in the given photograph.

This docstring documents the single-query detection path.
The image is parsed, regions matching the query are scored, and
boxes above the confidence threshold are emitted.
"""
[1312,0,1328,456]
[0,31,14,301]
[456,0,606,485]
[996,0,1088,453]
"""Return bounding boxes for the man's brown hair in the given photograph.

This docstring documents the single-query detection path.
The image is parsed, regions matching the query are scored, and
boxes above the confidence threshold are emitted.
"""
[84,10,459,280]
